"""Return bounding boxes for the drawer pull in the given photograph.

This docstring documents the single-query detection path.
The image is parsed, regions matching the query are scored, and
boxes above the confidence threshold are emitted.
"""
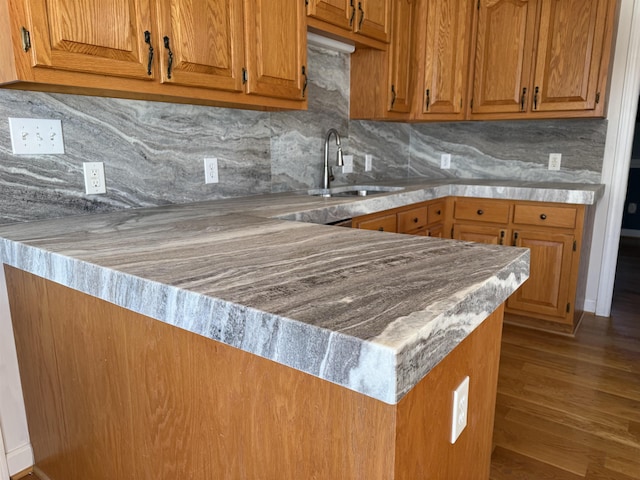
[477,209,484,215]
[540,213,547,220]
[413,217,419,223]
[436,210,441,215]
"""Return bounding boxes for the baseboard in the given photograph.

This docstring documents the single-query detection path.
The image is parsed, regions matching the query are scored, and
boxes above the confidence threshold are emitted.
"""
[582,298,597,313]
[6,444,32,477]
[621,229,640,238]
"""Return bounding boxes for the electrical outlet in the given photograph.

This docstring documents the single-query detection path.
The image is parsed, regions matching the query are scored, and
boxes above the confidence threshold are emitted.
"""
[548,153,562,171]
[342,154,353,174]
[451,376,469,444]
[365,154,373,172]
[441,153,452,169]
[82,162,106,195]
[8,117,65,155]
[204,157,219,184]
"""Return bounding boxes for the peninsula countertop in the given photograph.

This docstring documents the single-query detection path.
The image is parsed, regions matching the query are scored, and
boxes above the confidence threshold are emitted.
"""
[0,179,603,404]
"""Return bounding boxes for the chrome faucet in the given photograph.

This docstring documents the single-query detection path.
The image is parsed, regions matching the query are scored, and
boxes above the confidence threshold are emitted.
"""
[322,128,344,194]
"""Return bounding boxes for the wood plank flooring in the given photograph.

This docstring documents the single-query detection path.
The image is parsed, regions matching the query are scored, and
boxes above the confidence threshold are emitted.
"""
[491,237,640,479]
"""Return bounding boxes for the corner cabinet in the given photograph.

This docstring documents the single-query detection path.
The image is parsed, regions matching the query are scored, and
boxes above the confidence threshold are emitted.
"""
[0,0,307,110]
[469,0,617,119]
[307,0,391,48]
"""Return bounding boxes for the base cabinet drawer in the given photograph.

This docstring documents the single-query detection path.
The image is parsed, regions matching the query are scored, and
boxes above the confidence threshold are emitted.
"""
[354,213,397,232]
[513,205,577,228]
[454,198,511,224]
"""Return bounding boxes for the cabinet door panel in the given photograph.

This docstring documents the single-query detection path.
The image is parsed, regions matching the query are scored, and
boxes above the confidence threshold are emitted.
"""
[532,0,609,112]
[27,0,154,79]
[507,230,574,320]
[156,0,244,91]
[356,0,391,42]
[387,0,414,113]
[421,0,473,116]
[471,0,539,114]
[307,0,352,30]
[453,224,507,245]
[244,0,307,99]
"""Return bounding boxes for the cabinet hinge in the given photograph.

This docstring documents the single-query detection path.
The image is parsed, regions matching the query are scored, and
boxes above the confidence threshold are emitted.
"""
[21,27,31,52]
[566,302,571,313]
[573,240,577,252]
[450,227,454,239]
[477,0,481,10]
[595,92,601,104]
[470,98,473,110]
[242,68,248,84]
[305,0,309,5]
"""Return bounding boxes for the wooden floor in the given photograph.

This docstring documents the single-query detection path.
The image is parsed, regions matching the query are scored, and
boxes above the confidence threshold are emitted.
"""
[490,236,640,479]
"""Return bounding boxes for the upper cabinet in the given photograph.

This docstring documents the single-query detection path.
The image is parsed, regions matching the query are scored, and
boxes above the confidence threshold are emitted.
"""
[0,0,307,110]
[350,0,414,119]
[307,0,391,48]
[470,0,617,119]
[414,0,474,120]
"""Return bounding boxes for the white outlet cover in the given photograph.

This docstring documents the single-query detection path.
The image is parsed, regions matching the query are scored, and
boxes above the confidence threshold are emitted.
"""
[451,376,470,444]
[8,117,65,155]
[204,157,219,184]
[548,153,562,171]
[83,162,106,195]
[441,153,452,169]
[365,154,373,172]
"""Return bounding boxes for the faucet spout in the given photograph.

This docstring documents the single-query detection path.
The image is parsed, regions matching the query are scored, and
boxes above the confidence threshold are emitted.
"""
[322,129,344,193]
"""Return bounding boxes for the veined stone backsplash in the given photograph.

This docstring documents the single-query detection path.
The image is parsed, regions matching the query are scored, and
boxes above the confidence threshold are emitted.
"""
[0,45,606,225]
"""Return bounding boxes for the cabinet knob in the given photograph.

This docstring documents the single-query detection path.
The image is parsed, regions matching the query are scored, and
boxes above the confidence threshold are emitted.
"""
[378,227,384,231]
[413,217,419,223]
[477,209,484,215]
[540,214,547,220]
[436,210,441,215]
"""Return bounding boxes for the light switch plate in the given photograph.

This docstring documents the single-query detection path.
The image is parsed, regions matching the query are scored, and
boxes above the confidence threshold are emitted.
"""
[8,117,65,155]
[365,154,373,172]
[441,153,452,169]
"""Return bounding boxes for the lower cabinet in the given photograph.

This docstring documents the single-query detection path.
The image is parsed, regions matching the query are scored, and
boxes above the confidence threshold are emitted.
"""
[352,196,588,334]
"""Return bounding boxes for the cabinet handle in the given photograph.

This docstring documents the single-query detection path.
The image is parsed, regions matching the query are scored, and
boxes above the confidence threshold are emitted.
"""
[349,0,356,26]
[425,89,430,111]
[391,84,396,109]
[144,31,154,76]
[520,87,527,111]
[358,2,365,29]
[163,36,173,79]
[302,66,308,98]
[540,213,547,220]
[534,86,539,110]
[513,231,519,246]
[477,209,484,215]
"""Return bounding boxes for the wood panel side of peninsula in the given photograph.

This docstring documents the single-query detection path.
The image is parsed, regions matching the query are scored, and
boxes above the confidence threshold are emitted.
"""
[6,266,504,480]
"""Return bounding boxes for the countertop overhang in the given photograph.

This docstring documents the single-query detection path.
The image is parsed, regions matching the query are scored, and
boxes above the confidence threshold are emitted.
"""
[0,179,603,403]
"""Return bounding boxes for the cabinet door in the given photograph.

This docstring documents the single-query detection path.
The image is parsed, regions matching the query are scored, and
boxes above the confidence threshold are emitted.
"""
[419,0,473,117]
[156,0,244,91]
[26,0,155,79]
[244,0,307,100]
[531,0,610,112]
[307,0,353,30]
[471,0,539,115]
[387,0,414,113]
[507,229,574,320]
[355,0,391,42]
[453,224,507,245]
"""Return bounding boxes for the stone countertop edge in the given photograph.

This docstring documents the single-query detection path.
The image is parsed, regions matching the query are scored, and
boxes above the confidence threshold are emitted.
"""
[0,178,600,404]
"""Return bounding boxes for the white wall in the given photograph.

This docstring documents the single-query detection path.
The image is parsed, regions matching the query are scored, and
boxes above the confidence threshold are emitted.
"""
[0,267,33,475]
[585,0,640,315]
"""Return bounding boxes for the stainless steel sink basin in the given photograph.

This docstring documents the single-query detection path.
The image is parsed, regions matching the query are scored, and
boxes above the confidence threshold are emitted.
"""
[307,185,405,198]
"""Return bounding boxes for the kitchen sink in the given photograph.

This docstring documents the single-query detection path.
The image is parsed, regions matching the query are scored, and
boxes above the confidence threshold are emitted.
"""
[307,185,405,197]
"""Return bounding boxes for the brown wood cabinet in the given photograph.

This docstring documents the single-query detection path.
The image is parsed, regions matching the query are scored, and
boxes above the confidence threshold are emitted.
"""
[350,0,414,119]
[352,196,588,334]
[469,0,617,119]
[7,266,505,480]
[0,0,307,110]
[307,0,391,48]
[413,0,474,120]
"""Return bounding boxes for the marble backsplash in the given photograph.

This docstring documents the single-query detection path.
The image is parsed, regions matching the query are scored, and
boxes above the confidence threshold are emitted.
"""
[0,45,607,225]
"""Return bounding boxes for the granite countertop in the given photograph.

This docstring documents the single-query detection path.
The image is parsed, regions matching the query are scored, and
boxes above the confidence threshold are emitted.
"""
[0,179,603,404]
